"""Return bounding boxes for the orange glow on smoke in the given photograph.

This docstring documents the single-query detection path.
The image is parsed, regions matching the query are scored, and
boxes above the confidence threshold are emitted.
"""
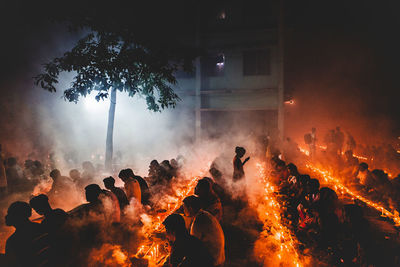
[297,146,400,226]
[254,163,304,267]
[306,164,400,226]
[135,176,201,265]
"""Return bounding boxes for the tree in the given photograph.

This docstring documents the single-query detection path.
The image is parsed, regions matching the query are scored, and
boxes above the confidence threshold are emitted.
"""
[35,30,192,170]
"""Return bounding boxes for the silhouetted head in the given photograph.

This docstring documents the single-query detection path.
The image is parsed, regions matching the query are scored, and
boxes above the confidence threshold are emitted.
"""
[287,163,298,175]
[209,167,222,182]
[319,187,339,212]
[103,176,115,190]
[275,160,286,171]
[82,161,95,172]
[163,214,187,242]
[170,159,179,169]
[5,201,32,227]
[235,146,246,158]
[7,157,17,167]
[336,126,341,131]
[298,175,311,187]
[24,159,34,168]
[29,194,51,215]
[311,127,316,133]
[118,169,134,182]
[307,179,320,194]
[195,178,212,197]
[160,160,172,169]
[183,195,202,217]
[359,162,369,172]
[85,184,102,203]
[69,169,80,181]
[49,169,61,180]
[150,160,159,168]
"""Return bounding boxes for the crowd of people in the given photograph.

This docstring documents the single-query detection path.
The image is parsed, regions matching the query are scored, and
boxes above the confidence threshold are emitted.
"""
[269,154,399,266]
[1,135,399,266]
[0,146,258,267]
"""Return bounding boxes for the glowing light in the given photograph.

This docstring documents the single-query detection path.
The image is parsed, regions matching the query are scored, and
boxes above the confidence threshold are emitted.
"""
[83,96,108,112]
[255,163,304,267]
[284,100,295,105]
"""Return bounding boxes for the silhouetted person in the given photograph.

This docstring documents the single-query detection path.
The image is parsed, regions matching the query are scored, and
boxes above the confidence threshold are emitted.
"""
[162,214,214,267]
[48,169,74,197]
[81,161,96,181]
[29,194,71,266]
[5,157,24,193]
[118,169,142,203]
[29,194,68,233]
[357,162,374,189]
[103,177,129,210]
[335,126,345,155]
[5,201,49,267]
[148,160,162,185]
[194,178,222,221]
[101,188,121,223]
[183,196,225,266]
[233,146,250,181]
[304,128,317,157]
[161,159,174,178]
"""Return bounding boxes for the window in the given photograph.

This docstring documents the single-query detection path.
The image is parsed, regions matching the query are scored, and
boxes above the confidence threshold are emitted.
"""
[243,49,271,76]
[202,53,225,77]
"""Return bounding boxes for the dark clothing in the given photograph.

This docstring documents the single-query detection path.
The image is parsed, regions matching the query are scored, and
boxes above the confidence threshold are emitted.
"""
[134,175,151,205]
[233,156,244,181]
[167,234,214,267]
[111,187,130,210]
[42,209,68,233]
[5,222,50,267]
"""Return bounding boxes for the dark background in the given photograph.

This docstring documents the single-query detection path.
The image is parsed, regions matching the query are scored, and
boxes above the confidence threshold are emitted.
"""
[0,0,399,147]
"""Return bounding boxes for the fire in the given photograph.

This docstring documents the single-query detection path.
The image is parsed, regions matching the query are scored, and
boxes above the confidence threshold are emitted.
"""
[135,176,201,265]
[306,164,400,226]
[297,145,400,226]
[254,163,305,267]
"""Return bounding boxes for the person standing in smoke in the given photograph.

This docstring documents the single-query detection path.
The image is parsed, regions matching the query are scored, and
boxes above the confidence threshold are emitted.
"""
[232,146,250,182]
[335,126,345,155]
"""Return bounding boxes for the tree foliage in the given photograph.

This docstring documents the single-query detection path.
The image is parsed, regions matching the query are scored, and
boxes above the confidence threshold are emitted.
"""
[34,0,199,111]
[35,31,190,111]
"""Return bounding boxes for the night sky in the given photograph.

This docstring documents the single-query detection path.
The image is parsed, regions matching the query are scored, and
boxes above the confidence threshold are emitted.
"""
[1,0,399,143]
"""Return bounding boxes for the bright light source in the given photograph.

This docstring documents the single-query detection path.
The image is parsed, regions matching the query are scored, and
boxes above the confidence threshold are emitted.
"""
[217,9,226,20]
[284,100,295,105]
[216,54,225,68]
[83,96,108,112]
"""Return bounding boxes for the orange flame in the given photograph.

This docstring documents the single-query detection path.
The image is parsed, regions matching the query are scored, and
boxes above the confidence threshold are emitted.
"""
[255,163,304,267]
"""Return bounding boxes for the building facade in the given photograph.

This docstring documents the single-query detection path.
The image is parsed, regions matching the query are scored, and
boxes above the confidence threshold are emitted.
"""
[173,0,284,141]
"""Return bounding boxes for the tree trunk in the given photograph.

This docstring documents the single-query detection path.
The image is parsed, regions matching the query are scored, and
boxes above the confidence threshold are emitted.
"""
[105,88,117,171]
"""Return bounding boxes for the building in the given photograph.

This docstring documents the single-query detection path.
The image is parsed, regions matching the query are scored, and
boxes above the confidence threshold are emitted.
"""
[173,0,284,141]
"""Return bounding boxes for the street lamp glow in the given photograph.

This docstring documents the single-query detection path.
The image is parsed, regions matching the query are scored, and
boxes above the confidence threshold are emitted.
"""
[83,96,107,112]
